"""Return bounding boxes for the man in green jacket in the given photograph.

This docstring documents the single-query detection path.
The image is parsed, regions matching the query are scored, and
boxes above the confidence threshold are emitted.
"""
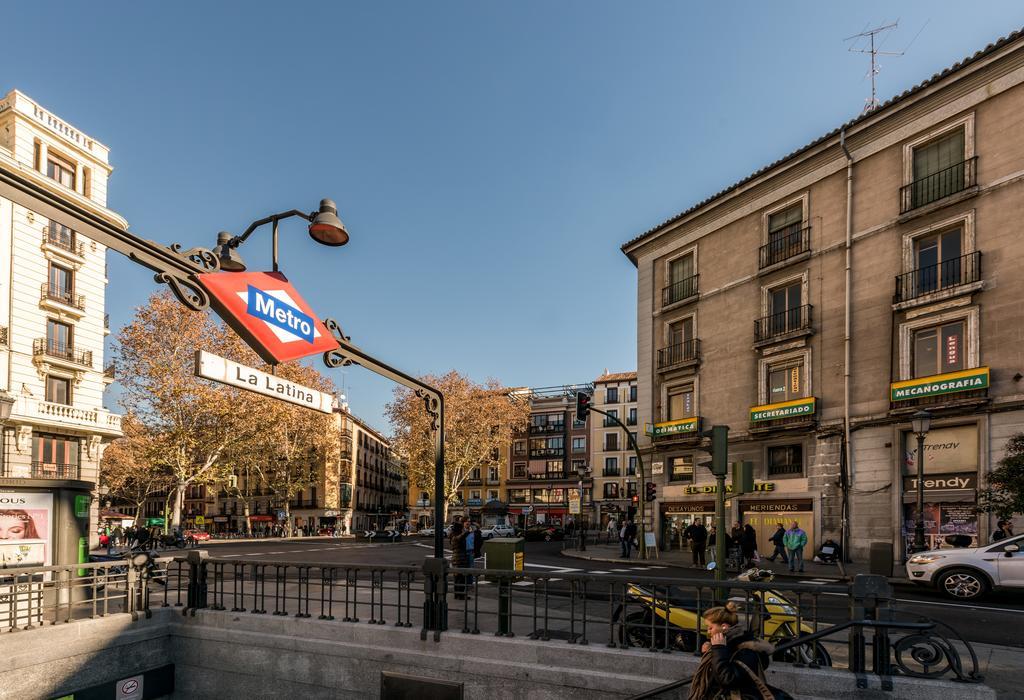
[783,522,808,573]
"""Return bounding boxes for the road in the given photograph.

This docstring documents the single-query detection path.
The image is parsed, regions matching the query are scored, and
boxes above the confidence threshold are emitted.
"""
[184,536,1023,648]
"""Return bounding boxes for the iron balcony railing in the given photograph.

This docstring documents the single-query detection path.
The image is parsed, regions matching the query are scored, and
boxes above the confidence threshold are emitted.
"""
[33,338,93,367]
[42,227,84,256]
[900,156,977,213]
[602,417,619,427]
[661,273,699,306]
[40,282,85,311]
[602,469,621,477]
[528,423,565,435]
[657,339,700,369]
[759,224,811,269]
[30,462,81,479]
[894,250,981,303]
[754,304,813,342]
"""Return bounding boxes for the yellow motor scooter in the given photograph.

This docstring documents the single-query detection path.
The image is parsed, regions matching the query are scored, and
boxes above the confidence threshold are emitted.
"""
[611,567,831,665]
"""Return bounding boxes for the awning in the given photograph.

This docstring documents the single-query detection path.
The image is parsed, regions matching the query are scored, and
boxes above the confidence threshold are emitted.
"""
[248,515,274,522]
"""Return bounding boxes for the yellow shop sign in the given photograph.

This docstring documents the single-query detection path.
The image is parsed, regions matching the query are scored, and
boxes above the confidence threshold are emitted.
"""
[647,417,700,437]
[890,367,989,402]
[750,397,816,423]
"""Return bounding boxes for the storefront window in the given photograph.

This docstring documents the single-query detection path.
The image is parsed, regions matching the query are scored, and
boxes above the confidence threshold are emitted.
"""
[508,489,529,504]
[767,444,803,477]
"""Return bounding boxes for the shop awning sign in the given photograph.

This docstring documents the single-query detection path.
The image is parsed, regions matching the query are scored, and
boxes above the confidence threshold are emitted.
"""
[195,350,336,413]
[750,397,816,422]
[197,271,339,364]
[890,367,989,402]
[647,417,700,437]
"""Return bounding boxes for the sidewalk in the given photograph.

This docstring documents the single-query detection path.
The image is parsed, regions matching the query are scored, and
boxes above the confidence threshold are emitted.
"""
[560,542,905,582]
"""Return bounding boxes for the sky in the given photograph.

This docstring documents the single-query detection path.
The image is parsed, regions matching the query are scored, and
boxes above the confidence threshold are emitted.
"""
[3,2,1022,434]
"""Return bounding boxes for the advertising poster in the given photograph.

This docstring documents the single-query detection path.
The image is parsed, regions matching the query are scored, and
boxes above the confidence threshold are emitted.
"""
[902,502,977,552]
[0,491,53,568]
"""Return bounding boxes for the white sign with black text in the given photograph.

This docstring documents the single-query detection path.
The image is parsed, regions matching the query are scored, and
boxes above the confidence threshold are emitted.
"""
[194,350,337,414]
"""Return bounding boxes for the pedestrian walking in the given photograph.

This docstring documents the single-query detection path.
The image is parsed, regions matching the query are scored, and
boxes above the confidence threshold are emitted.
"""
[606,518,617,545]
[684,520,708,567]
[99,532,112,555]
[740,524,758,567]
[620,519,637,559]
[687,601,785,700]
[766,523,789,564]
[784,521,808,573]
[707,525,717,563]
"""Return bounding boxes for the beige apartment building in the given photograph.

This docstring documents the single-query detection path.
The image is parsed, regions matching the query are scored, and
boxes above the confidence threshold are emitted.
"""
[622,29,1024,560]
[590,371,639,529]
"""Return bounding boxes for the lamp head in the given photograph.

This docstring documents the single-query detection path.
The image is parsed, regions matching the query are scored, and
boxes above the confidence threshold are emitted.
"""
[212,231,247,272]
[911,409,931,437]
[0,393,14,422]
[308,199,349,247]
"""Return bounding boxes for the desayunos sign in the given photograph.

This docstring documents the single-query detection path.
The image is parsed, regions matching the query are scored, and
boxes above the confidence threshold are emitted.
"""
[890,367,989,402]
[750,397,815,423]
[195,350,337,413]
[197,271,339,364]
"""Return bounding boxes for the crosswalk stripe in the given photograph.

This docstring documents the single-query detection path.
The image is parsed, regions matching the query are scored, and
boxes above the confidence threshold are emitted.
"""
[590,571,610,574]
[512,581,534,587]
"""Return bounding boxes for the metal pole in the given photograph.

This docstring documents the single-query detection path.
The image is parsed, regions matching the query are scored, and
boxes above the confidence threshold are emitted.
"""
[715,472,727,584]
[578,476,586,551]
[913,431,926,552]
[588,407,646,559]
[272,217,280,272]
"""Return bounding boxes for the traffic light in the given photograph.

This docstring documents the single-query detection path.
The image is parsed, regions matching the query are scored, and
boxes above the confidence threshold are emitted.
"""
[631,494,639,505]
[644,482,657,502]
[698,425,729,476]
[575,391,591,422]
[732,461,754,494]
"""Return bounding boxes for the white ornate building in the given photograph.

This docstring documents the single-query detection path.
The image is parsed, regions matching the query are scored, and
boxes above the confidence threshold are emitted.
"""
[0,90,123,566]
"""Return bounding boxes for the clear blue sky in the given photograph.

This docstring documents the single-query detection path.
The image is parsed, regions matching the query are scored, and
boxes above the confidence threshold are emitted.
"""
[4,2,1022,433]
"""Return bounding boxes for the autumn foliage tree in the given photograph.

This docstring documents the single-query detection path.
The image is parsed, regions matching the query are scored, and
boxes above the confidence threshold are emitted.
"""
[99,413,173,525]
[386,371,529,523]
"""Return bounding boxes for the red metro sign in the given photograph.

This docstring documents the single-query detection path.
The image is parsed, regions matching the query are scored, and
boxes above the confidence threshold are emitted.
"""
[197,271,338,365]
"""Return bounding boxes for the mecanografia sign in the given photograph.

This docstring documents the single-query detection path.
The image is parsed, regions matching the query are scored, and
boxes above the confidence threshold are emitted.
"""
[194,350,336,413]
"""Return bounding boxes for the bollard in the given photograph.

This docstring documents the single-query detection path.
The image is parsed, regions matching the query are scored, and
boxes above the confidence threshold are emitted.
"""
[185,549,210,615]
[421,556,448,641]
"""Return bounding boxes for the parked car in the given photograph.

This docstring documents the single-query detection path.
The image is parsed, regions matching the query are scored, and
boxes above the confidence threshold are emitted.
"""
[906,533,1023,600]
[480,524,516,540]
[184,530,210,542]
[523,524,564,542]
[418,527,435,537]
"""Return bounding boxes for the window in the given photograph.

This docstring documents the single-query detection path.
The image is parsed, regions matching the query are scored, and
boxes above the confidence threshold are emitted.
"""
[603,482,620,499]
[668,317,694,349]
[45,375,71,405]
[669,456,694,483]
[531,413,564,430]
[629,385,637,402]
[604,433,618,451]
[488,490,499,501]
[603,457,620,476]
[46,151,76,189]
[603,409,618,427]
[768,281,802,335]
[767,360,804,403]
[572,417,586,430]
[666,252,696,304]
[667,385,694,421]
[628,456,637,475]
[909,127,967,209]
[628,407,637,426]
[767,444,803,477]
[606,387,618,404]
[913,321,965,377]
[512,462,527,479]
[914,228,963,294]
[488,466,499,482]
[571,459,586,472]
[419,491,430,503]
[509,488,529,504]
[513,440,526,456]
[630,432,637,445]
[48,222,76,251]
[572,437,586,453]
[33,432,79,470]
[626,481,638,498]
[470,490,481,501]
[545,460,564,479]
[469,467,481,481]
[49,262,74,298]
[46,319,72,354]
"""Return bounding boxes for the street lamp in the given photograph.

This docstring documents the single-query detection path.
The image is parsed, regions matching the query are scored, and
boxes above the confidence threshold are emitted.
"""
[911,409,932,553]
[575,462,588,551]
[0,393,14,478]
[210,198,349,273]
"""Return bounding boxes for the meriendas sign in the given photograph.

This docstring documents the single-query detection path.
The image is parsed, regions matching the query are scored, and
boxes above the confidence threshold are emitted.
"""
[890,367,989,402]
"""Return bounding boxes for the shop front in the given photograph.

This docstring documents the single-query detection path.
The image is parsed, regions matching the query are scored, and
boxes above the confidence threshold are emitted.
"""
[248,514,275,536]
[899,424,979,555]
[739,499,815,559]
[660,501,715,551]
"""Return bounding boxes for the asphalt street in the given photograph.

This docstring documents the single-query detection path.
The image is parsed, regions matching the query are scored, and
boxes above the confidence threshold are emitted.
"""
[186,536,1024,648]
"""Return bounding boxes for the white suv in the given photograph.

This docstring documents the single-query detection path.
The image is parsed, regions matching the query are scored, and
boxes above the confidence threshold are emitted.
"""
[480,524,516,540]
[906,534,1023,600]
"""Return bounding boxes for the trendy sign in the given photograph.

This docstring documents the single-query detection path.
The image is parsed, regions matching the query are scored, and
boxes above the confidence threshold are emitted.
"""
[647,417,700,437]
[750,397,816,423]
[890,367,989,402]
[197,271,338,364]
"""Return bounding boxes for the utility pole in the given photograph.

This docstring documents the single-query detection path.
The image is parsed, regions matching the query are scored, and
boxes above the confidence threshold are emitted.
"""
[845,21,903,112]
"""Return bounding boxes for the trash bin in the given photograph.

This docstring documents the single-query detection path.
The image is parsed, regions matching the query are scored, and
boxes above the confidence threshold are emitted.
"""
[869,541,893,577]
[483,537,524,571]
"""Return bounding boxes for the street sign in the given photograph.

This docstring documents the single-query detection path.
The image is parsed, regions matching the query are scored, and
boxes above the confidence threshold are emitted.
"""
[197,271,339,364]
[116,675,143,700]
[195,350,336,413]
[194,515,205,526]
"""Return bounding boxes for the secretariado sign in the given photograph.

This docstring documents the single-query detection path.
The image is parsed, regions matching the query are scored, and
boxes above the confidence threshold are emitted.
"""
[194,350,336,413]
[890,367,989,402]
[750,397,816,423]
[197,271,338,364]
[647,417,700,437]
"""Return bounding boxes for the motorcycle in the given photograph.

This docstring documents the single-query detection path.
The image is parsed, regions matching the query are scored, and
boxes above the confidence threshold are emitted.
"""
[611,567,831,666]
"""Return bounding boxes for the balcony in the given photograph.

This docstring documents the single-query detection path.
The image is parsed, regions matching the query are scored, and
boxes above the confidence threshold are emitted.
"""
[529,448,564,458]
[893,251,981,305]
[900,157,977,214]
[754,305,813,344]
[29,462,81,480]
[528,423,565,435]
[657,339,701,371]
[33,338,92,367]
[40,283,85,313]
[42,227,85,258]
[602,417,619,427]
[759,225,811,270]
[13,396,122,435]
[602,469,621,478]
[662,274,699,307]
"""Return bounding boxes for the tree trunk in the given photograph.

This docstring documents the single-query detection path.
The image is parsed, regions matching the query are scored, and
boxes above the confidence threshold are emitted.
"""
[171,482,186,530]
[242,500,251,535]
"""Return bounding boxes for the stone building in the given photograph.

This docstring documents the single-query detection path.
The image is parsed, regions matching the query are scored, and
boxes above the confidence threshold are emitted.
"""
[0,90,123,566]
[621,29,1024,560]
[589,371,639,529]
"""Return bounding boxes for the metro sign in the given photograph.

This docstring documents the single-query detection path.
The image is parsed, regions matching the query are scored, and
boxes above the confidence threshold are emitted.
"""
[197,271,338,364]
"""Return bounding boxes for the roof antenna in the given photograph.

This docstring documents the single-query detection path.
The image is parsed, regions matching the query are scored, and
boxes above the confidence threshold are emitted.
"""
[845,21,905,112]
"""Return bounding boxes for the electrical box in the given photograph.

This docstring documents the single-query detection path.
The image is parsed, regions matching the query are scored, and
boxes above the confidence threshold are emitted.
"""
[483,537,524,571]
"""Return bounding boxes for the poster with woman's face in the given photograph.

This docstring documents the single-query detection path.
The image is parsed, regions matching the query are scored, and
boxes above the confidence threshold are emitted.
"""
[0,492,53,568]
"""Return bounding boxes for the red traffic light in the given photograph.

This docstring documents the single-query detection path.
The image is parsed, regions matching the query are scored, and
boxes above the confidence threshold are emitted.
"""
[575,392,591,422]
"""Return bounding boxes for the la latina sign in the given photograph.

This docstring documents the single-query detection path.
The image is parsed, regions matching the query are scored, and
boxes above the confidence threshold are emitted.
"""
[194,350,336,414]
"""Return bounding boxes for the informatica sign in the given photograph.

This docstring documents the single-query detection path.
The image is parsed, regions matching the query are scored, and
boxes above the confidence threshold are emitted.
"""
[197,271,338,365]
[750,397,816,423]
[890,367,990,402]
[647,417,699,437]
[195,350,336,413]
